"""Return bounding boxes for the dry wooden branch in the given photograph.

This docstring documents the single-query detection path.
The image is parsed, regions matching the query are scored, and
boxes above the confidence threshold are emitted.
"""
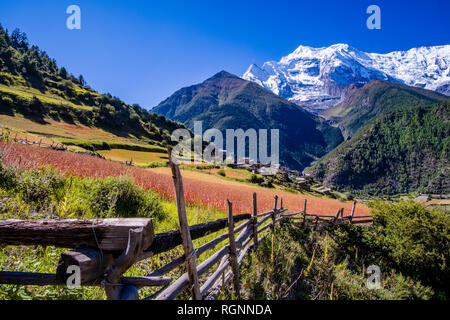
[0,218,154,252]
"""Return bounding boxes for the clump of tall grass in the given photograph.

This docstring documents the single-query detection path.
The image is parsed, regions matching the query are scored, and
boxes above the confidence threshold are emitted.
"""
[240,201,447,300]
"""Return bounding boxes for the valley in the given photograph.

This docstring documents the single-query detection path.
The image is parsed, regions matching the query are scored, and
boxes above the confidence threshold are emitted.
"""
[0,20,449,302]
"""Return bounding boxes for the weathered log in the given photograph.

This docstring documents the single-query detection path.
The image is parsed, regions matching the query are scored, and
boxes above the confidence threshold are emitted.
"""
[314,216,320,231]
[56,248,114,284]
[146,213,251,254]
[257,231,270,244]
[0,218,154,252]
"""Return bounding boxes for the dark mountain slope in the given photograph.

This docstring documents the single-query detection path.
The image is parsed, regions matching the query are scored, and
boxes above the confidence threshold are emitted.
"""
[321,80,448,139]
[153,71,343,170]
[306,101,450,196]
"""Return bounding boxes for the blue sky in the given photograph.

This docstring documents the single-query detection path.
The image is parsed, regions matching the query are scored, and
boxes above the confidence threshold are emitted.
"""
[0,0,449,108]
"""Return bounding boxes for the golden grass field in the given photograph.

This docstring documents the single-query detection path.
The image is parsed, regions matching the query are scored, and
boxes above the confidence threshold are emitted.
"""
[98,148,168,164]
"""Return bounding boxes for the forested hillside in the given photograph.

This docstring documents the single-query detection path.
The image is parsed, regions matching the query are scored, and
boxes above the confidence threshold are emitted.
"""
[321,80,448,140]
[306,101,450,196]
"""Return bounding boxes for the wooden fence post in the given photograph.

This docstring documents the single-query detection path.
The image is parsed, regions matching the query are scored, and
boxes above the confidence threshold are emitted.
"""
[227,200,241,299]
[349,200,356,223]
[280,197,284,210]
[272,195,278,231]
[302,199,307,228]
[168,148,201,300]
[252,193,258,249]
[333,208,341,226]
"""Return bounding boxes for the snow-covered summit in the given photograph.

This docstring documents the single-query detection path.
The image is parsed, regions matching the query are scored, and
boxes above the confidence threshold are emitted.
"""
[243,44,450,112]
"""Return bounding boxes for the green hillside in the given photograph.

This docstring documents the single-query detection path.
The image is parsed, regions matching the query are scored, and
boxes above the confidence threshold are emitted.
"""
[321,80,448,139]
[0,25,183,147]
[153,71,343,170]
[306,101,450,196]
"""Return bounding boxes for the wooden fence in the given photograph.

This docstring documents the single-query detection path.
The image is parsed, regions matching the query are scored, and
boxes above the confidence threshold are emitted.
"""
[0,154,372,300]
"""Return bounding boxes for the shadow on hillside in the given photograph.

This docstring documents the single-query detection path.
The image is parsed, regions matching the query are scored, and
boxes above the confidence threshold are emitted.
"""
[0,104,49,125]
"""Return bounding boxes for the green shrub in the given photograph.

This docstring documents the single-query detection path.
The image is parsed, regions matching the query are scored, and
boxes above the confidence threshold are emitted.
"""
[16,166,64,207]
[344,192,354,201]
[242,220,437,300]
[260,180,274,188]
[1,96,14,106]
[87,176,164,220]
[362,200,450,294]
[0,161,17,190]
[248,174,264,184]
[217,169,226,177]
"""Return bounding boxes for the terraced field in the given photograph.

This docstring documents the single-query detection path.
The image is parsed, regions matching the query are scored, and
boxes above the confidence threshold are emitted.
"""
[0,141,370,216]
[98,148,168,164]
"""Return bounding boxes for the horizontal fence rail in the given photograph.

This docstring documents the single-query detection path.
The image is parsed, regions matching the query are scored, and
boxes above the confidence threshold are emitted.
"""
[0,196,371,300]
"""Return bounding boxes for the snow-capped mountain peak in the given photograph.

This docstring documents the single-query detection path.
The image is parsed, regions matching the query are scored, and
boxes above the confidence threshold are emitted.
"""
[242,44,450,113]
